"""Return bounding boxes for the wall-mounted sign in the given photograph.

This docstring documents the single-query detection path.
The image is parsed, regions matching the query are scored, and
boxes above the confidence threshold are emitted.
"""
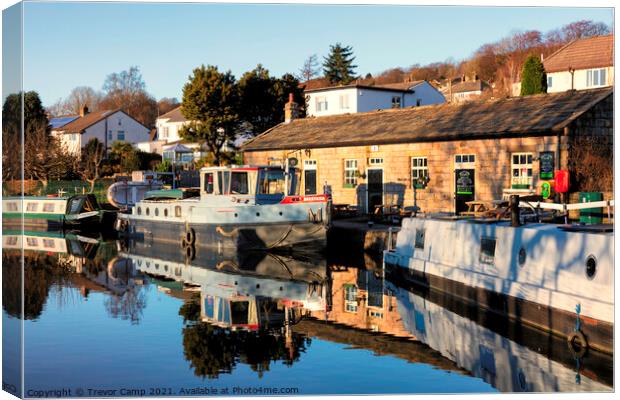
[455,169,474,195]
[540,181,552,199]
[539,151,554,180]
[370,145,380,152]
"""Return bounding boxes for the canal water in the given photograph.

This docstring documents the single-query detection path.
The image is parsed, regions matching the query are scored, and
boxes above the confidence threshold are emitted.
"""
[2,231,612,396]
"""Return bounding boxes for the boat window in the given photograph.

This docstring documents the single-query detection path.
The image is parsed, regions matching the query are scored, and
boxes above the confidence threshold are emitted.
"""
[219,299,231,324]
[26,238,38,246]
[43,239,55,248]
[26,203,38,212]
[164,209,168,217]
[230,172,249,195]
[222,171,230,195]
[258,169,286,195]
[175,206,181,217]
[204,296,215,319]
[230,301,250,324]
[204,173,214,194]
[479,237,496,265]
[43,203,55,212]
[137,207,142,215]
[6,202,18,212]
[154,208,159,216]
[414,228,425,249]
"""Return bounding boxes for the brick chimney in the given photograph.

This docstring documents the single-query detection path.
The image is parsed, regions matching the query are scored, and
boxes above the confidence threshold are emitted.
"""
[284,93,299,124]
[80,105,89,117]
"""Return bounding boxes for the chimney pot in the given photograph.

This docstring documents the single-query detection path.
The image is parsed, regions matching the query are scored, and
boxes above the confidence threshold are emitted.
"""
[284,93,299,124]
[80,105,89,117]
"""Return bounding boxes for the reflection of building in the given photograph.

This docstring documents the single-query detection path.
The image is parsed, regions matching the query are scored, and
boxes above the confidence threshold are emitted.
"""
[310,267,411,337]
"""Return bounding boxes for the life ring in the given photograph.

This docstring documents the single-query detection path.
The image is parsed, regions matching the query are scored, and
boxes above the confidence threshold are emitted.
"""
[216,226,239,238]
[185,228,196,246]
[185,245,196,261]
[567,330,588,358]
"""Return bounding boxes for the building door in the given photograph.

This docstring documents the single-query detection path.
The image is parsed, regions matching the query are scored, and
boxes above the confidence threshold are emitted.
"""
[304,160,317,195]
[454,154,476,214]
[367,168,383,213]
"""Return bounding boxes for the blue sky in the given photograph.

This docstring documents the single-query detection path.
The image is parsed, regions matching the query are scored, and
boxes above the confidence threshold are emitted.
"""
[21,2,613,106]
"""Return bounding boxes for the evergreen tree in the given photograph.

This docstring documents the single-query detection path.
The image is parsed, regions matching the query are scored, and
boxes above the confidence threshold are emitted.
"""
[520,55,547,96]
[322,43,358,85]
[180,65,240,166]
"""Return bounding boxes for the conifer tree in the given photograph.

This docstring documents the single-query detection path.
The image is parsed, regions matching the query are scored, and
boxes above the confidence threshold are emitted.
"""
[520,55,547,96]
[322,43,358,85]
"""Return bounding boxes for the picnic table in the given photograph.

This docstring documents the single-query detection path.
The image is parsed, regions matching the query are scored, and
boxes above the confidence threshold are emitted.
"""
[332,203,359,219]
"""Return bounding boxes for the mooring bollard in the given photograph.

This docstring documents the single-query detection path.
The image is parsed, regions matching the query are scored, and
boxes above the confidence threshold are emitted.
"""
[510,195,521,227]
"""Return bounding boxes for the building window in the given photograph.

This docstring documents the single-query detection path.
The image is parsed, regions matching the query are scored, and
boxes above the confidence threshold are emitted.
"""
[344,285,358,313]
[391,96,402,108]
[455,154,475,165]
[344,159,358,188]
[108,130,113,140]
[586,68,607,87]
[416,99,422,107]
[162,127,169,139]
[368,157,383,165]
[411,157,428,187]
[117,131,125,141]
[339,95,349,110]
[511,152,533,189]
[316,96,328,112]
[547,76,553,88]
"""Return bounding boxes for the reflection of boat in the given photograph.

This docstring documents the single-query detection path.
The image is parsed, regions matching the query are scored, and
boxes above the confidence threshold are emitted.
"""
[2,194,116,230]
[121,244,330,330]
[116,164,330,251]
[384,217,613,354]
[386,280,612,392]
[2,229,101,257]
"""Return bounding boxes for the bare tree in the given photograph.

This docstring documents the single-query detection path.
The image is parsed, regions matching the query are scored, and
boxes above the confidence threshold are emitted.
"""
[74,138,105,193]
[100,66,158,127]
[157,97,180,116]
[63,86,102,114]
[298,54,320,82]
[24,119,75,189]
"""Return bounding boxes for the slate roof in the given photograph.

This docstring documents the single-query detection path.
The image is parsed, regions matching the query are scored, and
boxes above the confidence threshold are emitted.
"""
[53,109,119,133]
[157,106,187,123]
[242,87,612,151]
[544,34,614,73]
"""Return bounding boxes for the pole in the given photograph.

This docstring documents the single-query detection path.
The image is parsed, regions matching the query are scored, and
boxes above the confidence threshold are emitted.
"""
[510,195,521,227]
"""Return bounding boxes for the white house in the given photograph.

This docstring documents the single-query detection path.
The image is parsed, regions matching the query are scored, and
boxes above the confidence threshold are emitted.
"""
[152,106,206,162]
[543,34,613,93]
[304,80,445,117]
[51,106,150,155]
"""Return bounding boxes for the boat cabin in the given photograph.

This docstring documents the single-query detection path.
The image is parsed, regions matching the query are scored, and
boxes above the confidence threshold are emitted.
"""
[201,293,286,331]
[199,165,300,205]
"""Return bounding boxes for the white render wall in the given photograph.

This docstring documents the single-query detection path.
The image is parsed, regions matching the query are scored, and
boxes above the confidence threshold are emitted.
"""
[546,66,614,93]
[82,111,150,149]
[155,119,188,143]
[306,83,445,117]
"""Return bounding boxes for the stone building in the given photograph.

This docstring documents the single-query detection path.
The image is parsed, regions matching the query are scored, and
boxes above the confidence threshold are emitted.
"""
[243,88,612,214]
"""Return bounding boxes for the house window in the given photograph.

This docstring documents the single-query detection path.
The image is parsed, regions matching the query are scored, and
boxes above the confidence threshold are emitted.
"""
[368,157,383,165]
[586,68,607,87]
[161,127,169,139]
[455,154,475,165]
[316,96,328,112]
[339,95,349,110]
[344,159,358,188]
[416,99,422,107]
[511,153,533,189]
[391,96,402,108]
[117,131,125,141]
[547,76,553,88]
[344,285,358,312]
[108,130,113,140]
[411,157,429,187]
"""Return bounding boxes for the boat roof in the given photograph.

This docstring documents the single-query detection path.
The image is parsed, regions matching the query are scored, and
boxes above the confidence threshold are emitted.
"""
[199,164,283,172]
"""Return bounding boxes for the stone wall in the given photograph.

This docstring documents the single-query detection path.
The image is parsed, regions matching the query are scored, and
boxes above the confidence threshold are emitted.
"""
[245,135,567,213]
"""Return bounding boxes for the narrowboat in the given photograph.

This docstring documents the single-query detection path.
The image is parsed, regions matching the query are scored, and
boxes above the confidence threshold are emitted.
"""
[116,162,331,252]
[2,194,116,230]
[384,203,614,354]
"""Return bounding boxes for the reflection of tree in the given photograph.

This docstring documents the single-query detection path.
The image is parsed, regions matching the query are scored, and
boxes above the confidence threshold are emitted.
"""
[180,297,311,379]
[103,286,147,324]
[2,252,71,320]
[182,322,311,379]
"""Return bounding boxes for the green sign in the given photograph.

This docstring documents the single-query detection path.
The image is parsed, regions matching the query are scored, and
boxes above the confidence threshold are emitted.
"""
[539,152,554,180]
[540,181,552,199]
[456,169,474,195]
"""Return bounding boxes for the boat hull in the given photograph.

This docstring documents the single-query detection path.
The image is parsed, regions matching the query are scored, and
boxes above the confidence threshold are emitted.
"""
[123,218,327,252]
[384,217,614,354]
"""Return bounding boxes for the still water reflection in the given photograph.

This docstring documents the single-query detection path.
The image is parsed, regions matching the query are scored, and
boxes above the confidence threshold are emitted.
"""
[2,230,612,396]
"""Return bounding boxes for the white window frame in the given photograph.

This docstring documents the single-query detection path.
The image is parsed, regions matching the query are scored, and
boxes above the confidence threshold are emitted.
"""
[117,130,125,141]
[344,285,358,313]
[368,157,383,165]
[344,159,358,188]
[316,96,328,112]
[547,76,553,88]
[511,152,534,189]
[586,68,607,87]
[411,157,429,186]
[454,154,476,169]
[339,94,349,110]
